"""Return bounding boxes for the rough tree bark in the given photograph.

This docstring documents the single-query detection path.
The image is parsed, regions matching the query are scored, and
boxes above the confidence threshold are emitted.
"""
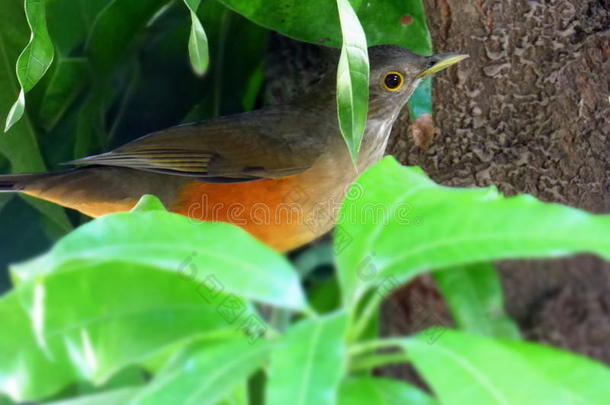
[385,0,610,363]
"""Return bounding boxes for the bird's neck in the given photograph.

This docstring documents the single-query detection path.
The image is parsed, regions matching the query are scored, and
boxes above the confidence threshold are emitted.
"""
[295,73,409,172]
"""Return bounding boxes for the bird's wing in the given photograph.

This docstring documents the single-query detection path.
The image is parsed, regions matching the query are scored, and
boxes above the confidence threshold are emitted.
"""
[69,109,326,183]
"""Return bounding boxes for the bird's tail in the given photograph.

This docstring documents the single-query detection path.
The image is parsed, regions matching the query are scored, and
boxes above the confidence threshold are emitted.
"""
[0,172,49,192]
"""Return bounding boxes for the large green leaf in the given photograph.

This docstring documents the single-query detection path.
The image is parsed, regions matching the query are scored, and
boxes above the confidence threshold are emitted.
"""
[434,263,520,339]
[182,0,209,76]
[404,329,610,405]
[86,0,167,75]
[5,0,54,131]
[46,0,110,56]
[266,312,348,405]
[12,208,307,310]
[0,197,54,294]
[184,0,269,121]
[218,0,431,54]
[131,337,269,405]
[43,388,140,405]
[339,377,438,405]
[37,57,89,131]
[335,0,369,161]
[0,0,71,233]
[336,157,610,307]
[0,263,233,401]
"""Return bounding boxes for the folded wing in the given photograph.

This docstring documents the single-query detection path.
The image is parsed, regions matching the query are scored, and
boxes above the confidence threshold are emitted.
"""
[70,108,325,183]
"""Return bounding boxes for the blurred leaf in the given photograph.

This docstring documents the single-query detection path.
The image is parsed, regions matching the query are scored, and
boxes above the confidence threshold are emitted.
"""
[308,277,340,314]
[218,0,431,54]
[0,197,53,294]
[86,0,167,75]
[0,263,233,401]
[132,337,269,405]
[12,210,307,310]
[293,243,334,279]
[241,62,264,111]
[37,58,89,131]
[266,312,348,405]
[130,194,166,212]
[182,0,209,75]
[46,0,110,56]
[0,0,71,233]
[70,366,146,397]
[337,157,610,307]
[0,395,15,405]
[0,195,12,214]
[218,383,248,405]
[335,0,369,161]
[108,4,199,143]
[5,0,54,131]
[434,263,521,339]
[73,88,109,158]
[404,329,610,405]
[43,387,140,405]
[339,377,439,405]
[185,0,269,121]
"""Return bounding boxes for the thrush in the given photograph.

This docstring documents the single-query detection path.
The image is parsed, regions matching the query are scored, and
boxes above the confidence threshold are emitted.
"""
[0,46,466,251]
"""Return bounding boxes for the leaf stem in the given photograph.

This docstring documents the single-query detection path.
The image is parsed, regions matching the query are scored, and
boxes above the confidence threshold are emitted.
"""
[349,352,409,372]
[348,291,383,341]
[348,337,405,357]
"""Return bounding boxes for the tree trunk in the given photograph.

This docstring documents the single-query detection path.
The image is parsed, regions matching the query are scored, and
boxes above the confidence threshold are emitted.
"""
[385,0,610,362]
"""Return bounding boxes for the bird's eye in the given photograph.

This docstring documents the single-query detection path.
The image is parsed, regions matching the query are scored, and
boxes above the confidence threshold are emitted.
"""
[382,72,404,91]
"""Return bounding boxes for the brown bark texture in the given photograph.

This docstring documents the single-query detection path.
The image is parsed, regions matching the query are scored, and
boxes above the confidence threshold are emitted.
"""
[385,0,610,363]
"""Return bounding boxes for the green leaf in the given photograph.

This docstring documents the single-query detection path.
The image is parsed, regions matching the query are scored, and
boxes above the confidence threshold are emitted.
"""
[37,58,89,131]
[339,377,439,405]
[266,312,348,405]
[404,329,610,405]
[46,0,110,57]
[182,0,209,75]
[308,277,340,314]
[0,195,12,215]
[218,0,431,54]
[130,194,167,212]
[0,0,71,233]
[336,157,610,307]
[434,263,521,339]
[0,197,54,293]
[184,0,269,121]
[131,337,269,405]
[42,388,140,405]
[4,90,25,132]
[86,0,167,75]
[217,383,249,405]
[5,0,55,131]
[335,0,369,161]
[12,210,307,310]
[0,395,15,405]
[0,263,233,401]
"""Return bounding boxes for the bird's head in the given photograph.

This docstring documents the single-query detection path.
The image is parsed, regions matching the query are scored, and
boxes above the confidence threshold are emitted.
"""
[368,45,468,116]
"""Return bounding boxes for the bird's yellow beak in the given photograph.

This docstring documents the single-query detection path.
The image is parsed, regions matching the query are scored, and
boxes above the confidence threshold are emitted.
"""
[416,53,469,79]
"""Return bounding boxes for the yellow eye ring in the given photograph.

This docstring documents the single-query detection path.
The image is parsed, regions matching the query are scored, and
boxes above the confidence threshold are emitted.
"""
[382,71,404,91]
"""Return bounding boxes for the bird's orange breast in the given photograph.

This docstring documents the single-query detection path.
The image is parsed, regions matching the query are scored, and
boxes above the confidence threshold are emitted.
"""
[172,176,321,252]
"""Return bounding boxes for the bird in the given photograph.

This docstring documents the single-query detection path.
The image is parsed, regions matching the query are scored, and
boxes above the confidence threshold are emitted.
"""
[0,46,466,252]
